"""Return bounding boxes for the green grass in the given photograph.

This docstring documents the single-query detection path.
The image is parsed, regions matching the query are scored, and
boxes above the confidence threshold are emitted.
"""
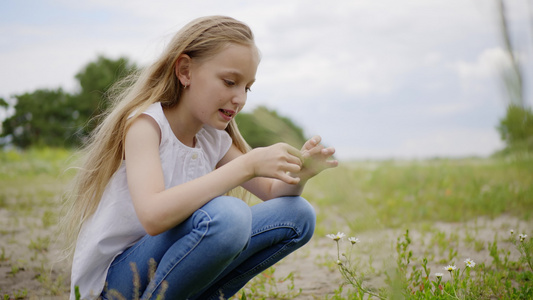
[305,155,533,300]
[324,229,532,299]
[0,147,74,178]
[305,157,533,234]
[0,148,74,299]
[0,148,532,299]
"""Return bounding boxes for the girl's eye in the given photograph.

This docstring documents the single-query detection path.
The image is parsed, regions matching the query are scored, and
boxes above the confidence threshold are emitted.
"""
[245,87,252,93]
[224,79,236,86]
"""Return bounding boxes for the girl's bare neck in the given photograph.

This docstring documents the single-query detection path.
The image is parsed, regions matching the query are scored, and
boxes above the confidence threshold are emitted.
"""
[162,105,201,148]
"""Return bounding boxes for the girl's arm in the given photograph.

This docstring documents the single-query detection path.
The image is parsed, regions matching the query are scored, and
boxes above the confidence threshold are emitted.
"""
[219,136,338,200]
[125,115,303,236]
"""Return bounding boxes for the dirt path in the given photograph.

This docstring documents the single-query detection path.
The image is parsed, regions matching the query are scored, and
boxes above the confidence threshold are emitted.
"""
[1,215,531,299]
[251,215,532,299]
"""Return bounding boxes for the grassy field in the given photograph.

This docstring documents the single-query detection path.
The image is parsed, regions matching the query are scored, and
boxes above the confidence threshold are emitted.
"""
[0,148,532,299]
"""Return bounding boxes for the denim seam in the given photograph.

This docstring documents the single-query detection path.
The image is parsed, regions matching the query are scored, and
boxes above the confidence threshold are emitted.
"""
[251,222,301,238]
[146,208,212,299]
[208,223,302,300]
[210,241,297,300]
[109,236,149,267]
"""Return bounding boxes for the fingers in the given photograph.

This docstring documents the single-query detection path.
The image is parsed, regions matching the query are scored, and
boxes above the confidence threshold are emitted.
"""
[319,147,338,170]
[274,157,301,185]
[302,135,322,151]
[325,160,339,169]
[303,145,335,161]
[259,143,302,179]
[282,146,303,173]
[274,143,303,167]
[303,144,324,158]
[260,141,336,184]
[284,144,303,164]
[321,146,335,157]
[277,171,301,185]
[301,144,337,175]
[284,161,302,173]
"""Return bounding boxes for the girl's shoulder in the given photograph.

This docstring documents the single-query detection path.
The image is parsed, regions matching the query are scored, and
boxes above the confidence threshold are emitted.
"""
[139,102,166,131]
[142,102,164,119]
[129,102,164,123]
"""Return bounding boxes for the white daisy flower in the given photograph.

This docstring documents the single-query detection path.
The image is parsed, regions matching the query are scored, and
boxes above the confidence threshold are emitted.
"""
[444,265,456,272]
[348,237,360,245]
[464,258,476,268]
[519,234,527,242]
[326,232,346,241]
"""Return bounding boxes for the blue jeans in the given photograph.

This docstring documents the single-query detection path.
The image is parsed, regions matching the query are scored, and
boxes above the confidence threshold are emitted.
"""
[102,196,316,300]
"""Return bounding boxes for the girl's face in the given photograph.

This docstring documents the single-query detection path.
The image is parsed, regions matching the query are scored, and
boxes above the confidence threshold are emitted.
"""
[183,43,259,131]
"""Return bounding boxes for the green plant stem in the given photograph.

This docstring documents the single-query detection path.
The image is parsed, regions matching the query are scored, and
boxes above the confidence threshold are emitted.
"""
[338,266,386,300]
[449,272,461,300]
[336,240,340,262]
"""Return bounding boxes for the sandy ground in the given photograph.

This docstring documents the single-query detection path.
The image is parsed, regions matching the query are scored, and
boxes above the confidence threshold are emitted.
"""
[272,215,531,299]
[1,211,531,299]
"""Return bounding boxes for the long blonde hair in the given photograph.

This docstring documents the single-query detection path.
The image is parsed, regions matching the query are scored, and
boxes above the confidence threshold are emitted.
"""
[60,16,254,260]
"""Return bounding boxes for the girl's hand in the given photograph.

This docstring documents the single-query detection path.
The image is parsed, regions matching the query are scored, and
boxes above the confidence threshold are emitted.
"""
[297,135,338,181]
[247,143,303,184]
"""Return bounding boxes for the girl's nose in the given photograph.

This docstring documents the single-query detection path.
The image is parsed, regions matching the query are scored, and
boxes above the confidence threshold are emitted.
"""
[232,89,247,107]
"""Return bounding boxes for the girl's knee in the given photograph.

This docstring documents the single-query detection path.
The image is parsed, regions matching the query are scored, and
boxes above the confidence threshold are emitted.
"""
[276,196,316,244]
[292,197,316,241]
[208,196,251,225]
[204,196,252,251]
[288,197,316,225]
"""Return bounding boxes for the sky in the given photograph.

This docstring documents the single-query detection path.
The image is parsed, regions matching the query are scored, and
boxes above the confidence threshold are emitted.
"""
[1,0,532,160]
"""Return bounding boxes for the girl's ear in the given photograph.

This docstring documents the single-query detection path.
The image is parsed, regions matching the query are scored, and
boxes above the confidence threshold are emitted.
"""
[175,54,192,87]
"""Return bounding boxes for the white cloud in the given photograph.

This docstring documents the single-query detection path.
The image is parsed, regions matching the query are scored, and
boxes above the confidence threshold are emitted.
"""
[452,47,510,80]
[1,0,530,159]
[336,128,504,160]
[397,128,504,158]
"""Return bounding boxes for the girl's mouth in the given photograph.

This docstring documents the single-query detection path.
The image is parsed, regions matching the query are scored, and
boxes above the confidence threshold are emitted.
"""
[219,109,235,121]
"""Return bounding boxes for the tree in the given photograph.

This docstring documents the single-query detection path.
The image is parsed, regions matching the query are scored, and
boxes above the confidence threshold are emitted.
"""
[1,55,309,150]
[1,88,75,148]
[497,105,533,152]
[495,0,533,154]
[236,106,307,148]
[0,55,136,148]
[496,0,525,108]
[70,55,137,138]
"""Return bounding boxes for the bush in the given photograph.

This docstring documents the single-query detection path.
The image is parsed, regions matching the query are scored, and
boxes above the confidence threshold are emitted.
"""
[496,104,533,154]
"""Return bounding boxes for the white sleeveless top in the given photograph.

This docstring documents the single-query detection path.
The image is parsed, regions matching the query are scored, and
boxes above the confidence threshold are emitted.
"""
[70,102,233,299]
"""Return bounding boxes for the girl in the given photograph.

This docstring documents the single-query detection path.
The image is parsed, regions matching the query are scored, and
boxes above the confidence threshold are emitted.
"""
[62,15,337,300]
